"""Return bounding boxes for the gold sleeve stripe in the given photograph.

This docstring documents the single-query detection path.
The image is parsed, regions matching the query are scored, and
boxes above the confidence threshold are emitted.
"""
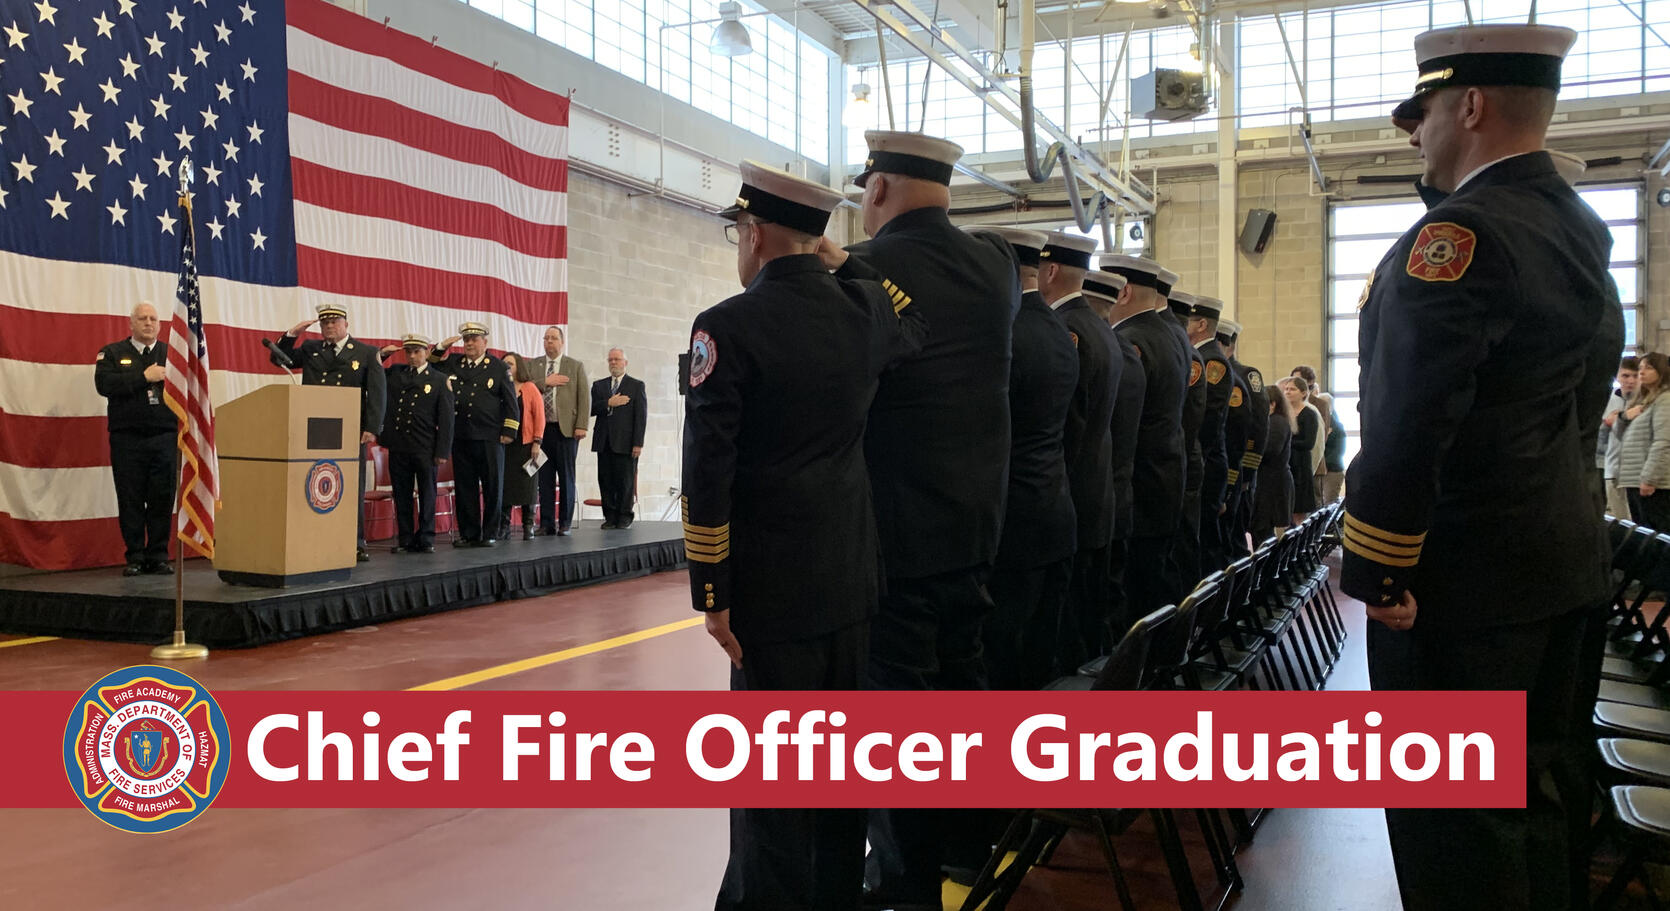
[684,539,730,556]
[503,419,520,429]
[894,296,911,315]
[684,528,729,546]
[1343,531,1420,567]
[1345,512,1427,546]
[1343,522,1421,554]
[685,545,730,564]
[1342,532,1421,563]
[1227,469,1240,484]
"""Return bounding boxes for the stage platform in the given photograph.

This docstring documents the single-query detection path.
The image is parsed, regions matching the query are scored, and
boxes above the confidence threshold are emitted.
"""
[0,523,685,648]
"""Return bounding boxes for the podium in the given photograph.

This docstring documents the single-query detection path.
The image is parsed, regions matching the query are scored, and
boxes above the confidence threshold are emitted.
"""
[214,384,360,587]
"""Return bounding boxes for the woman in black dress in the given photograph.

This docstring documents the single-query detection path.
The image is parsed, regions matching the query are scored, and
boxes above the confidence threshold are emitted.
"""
[1280,376,1319,523]
[1252,381,1296,542]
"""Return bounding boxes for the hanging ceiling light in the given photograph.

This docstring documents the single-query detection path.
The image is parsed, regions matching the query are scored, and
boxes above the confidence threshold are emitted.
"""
[710,2,753,57]
[844,76,874,129]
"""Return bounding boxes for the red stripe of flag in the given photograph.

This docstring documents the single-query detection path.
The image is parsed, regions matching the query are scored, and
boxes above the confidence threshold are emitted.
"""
[291,161,568,260]
[296,247,567,326]
[289,74,568,191]
[286,0,571,128]
[0,413,111,469]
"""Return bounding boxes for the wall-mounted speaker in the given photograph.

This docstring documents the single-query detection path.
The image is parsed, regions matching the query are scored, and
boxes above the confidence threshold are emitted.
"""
[1239,209,1277,254]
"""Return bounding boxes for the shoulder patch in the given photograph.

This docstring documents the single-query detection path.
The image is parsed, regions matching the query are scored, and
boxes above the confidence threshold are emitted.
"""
[1247,369,1264,394]
[1405,222,1477,282]
[96,350,106,361]
[1230,387,1244,408]
[1069,331,1079,348]
[1206,360,1227,385]
[1357,270,1376,310]
[689,329,716,388]
[1189,360,1202,387]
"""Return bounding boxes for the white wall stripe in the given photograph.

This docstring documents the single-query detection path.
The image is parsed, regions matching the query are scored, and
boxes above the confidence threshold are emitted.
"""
[0,463,117,522]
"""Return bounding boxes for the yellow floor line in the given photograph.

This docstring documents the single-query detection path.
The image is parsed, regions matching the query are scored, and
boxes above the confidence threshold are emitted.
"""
[408,617,705,691]
[0,636,59,649]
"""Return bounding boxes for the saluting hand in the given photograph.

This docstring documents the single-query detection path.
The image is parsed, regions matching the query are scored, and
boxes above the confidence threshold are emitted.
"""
[438,335,462,350]
[379,344,400,356]
[704,609,743,669]
[287,318,317,336]
[1366,589,1418,632]
[814,236,849,271]
[143,364,166,383]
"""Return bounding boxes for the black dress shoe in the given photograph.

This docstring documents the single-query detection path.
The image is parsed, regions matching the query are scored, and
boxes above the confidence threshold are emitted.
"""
[356,548,371,562]
[147,562,174,575]
[123,563,144,577]
[452,538,473,548]
[416,545,435,554]
[557,527,572,537]
[600,522,618,530]
[535,527,558,537]
[473,538,497,548]
[392,545,409,554]
[618,519,633,529]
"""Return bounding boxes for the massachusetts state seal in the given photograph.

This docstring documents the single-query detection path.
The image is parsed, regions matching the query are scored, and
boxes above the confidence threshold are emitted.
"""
[63,665,230,834]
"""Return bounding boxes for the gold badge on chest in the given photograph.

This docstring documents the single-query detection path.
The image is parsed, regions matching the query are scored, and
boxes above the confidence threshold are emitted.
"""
[486,377,493,389]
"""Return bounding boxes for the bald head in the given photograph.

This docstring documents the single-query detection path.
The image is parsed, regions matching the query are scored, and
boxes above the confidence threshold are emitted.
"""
[859,173,952,238]
[130,301,160,345]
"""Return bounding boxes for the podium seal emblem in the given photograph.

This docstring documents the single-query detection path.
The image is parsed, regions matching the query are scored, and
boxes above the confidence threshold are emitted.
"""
[62,665,230,834]
[305,459,344,514]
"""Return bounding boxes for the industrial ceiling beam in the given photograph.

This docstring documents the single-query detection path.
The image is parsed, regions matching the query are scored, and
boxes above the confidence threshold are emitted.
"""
[847,0,1157,215]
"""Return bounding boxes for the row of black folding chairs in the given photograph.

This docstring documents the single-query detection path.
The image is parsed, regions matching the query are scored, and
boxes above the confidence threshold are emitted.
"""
[956,504,1348,911]
[1587,516,1670,906]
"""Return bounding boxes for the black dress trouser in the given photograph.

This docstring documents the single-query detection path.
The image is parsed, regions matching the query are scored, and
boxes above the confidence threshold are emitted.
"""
[536,424,579,531]
[716,620,869,911]
[109,429,175,566]
[1367,602,1607,911]
[452,438,504,542]
[388,450,437,549]
[597,451,636,524]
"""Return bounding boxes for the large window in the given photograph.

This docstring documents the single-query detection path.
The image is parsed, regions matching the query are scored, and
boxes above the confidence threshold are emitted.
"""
[1325,185,1644,463]
[466,0,835,164]
[1240,0,1670,127]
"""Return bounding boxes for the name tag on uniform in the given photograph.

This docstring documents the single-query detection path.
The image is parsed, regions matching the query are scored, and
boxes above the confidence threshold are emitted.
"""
[119,358,133,365]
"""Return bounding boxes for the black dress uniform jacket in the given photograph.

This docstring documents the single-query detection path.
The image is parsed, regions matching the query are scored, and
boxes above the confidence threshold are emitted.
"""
[1223,363,1253,502]
[1119,309,1189,536]
[273,334,387,434]
[1343,152,1622,626]
[95,340,173,433]
[1175,322,1208,493]
[1196,338,1233,512]
[1056,294,1122,552]
[838,207,1020,578]
[1232,359,1270,497]
[430,353,520,440]
[379,365,455,459]
[681,254,927,644]
[998,290,1079,569]
[1108,333,1145,542]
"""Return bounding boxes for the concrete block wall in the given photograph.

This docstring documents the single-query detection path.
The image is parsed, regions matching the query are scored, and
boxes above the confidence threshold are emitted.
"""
[553,171,739,523]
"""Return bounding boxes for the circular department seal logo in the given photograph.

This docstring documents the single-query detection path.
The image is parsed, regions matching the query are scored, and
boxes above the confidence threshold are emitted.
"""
[689,330,716,388]
[305,459,344,514]
[62,666,230,834]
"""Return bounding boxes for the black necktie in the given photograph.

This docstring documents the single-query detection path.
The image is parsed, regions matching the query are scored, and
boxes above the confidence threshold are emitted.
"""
[141,346,150,357]
[324,341,336,354]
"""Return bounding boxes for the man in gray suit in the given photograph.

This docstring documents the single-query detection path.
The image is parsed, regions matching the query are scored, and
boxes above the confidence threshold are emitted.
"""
[529,326,590,536]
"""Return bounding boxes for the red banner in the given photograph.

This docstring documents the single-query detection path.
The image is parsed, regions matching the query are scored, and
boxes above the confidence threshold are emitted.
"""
[8,690,1526,810]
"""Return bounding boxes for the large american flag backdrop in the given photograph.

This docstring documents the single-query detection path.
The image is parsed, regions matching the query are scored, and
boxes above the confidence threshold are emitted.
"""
[0,0,569,570]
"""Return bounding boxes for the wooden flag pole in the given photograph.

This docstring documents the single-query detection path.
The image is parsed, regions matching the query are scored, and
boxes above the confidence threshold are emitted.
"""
[152,161,208,662]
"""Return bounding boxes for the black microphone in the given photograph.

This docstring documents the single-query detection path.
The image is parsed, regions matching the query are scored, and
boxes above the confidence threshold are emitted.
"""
[263,337,295,369]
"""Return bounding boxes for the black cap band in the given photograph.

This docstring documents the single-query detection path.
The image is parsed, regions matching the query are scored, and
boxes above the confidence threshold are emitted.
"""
[1168,298,1190,316]
[860,150,955,186]
[1011,245,1041,268]
[1155,278,1174,296]
[1394,52,1563,121]
[1040,245,1092,270]
[722,183,832,235]
[1103,266,1160,289]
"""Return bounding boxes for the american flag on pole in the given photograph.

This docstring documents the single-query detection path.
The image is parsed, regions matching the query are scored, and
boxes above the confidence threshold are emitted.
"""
[164,187,215,559]
[0,0,569,570]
